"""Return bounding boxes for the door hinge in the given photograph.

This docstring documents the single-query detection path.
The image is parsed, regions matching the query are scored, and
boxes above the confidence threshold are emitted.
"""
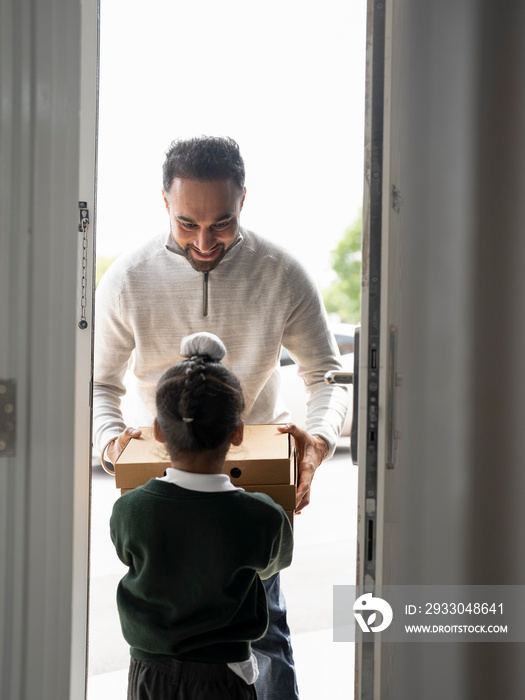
[392,184,404,213]
[0,380,16,456]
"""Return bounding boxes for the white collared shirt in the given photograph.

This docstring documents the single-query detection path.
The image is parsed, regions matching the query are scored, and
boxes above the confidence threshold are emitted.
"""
[158,467,241,492]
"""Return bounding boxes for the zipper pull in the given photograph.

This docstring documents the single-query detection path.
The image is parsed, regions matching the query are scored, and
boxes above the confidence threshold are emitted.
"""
[203,271,209,317]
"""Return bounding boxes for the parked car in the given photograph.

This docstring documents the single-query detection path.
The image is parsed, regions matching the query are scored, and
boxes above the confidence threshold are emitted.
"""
[279,323,355,438]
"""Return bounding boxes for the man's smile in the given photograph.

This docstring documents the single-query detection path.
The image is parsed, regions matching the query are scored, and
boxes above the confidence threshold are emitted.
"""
[184,242,227,271]
[190,246,222,260]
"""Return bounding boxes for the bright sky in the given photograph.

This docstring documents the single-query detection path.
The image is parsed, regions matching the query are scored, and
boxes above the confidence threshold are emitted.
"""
[96,0,367,288]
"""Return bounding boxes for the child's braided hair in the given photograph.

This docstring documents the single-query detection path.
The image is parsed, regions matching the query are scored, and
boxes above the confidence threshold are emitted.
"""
[155,332,244,456]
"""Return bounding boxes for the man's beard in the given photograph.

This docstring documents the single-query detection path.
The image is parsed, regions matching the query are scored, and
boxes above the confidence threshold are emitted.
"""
[184,243,227,272]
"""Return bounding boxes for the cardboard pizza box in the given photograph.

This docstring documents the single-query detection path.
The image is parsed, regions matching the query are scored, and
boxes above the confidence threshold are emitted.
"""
[223,424,295,485]
[241,484,297,511]
[115,424,296,489]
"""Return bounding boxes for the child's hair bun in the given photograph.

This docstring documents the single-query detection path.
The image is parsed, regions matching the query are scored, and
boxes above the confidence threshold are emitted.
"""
[180,332,226,362]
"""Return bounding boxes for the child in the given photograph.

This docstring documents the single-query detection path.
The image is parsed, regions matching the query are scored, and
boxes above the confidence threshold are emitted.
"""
[110,331,294,699]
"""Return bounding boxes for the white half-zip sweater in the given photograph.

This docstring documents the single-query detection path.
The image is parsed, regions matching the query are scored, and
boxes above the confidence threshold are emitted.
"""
[93,228,348,455]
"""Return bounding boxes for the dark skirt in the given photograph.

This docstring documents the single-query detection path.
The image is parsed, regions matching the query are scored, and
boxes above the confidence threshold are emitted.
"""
[127,656,257,700]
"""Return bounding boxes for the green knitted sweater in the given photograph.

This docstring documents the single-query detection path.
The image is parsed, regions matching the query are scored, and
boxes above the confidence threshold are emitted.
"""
[110,478,294,662]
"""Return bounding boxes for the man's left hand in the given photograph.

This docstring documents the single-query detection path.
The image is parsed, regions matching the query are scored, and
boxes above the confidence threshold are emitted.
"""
[277,423,329,513]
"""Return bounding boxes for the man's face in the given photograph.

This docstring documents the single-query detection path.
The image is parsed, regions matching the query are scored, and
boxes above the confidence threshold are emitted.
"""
[163,178,246,272]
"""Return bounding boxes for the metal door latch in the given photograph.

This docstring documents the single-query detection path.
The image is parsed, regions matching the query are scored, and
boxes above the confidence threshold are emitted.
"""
[324,371,354,385]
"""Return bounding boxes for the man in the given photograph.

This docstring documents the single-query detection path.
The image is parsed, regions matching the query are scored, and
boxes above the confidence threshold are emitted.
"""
[94,136,348,699]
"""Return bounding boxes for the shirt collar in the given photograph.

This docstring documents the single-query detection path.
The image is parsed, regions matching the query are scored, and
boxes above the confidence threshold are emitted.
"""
[158,467,241,493]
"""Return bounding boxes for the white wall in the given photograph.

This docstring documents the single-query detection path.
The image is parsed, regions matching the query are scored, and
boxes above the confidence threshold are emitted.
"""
[393,0,525,697]
[0,0,93,697]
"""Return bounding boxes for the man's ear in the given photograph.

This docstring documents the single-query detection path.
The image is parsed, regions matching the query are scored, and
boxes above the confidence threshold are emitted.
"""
[153,418,166,443]
[162,190,169,213]
[231,421,244,447]
[240,187,247,210]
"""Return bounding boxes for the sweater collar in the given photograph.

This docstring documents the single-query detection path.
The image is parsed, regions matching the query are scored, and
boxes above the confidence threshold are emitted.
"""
[157,467,241,493]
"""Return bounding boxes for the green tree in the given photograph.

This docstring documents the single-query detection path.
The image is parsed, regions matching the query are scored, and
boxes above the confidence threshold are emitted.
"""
[96,255,118,288]
[322,211,362,324]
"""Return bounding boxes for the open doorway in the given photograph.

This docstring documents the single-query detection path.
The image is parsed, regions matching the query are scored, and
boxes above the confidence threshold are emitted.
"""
[88,1,366,697]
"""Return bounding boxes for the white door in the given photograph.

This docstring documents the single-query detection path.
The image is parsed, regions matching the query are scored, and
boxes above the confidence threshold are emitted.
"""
[356,0,525,697]
[0,0,98,698]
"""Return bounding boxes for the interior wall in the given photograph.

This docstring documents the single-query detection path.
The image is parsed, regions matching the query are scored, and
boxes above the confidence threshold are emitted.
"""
[394,0,525,697]
[467,0,525,695]
[0,0,86,698]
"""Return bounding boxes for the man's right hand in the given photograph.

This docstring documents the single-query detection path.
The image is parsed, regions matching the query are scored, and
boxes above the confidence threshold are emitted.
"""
[106,426,142,466]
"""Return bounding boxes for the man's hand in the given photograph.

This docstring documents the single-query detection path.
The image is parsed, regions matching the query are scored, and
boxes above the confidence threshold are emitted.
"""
[105,427,142,467]
[277,424,329,513]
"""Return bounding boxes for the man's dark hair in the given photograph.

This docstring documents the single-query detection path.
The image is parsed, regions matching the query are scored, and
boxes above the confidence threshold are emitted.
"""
[162,135,245,194]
